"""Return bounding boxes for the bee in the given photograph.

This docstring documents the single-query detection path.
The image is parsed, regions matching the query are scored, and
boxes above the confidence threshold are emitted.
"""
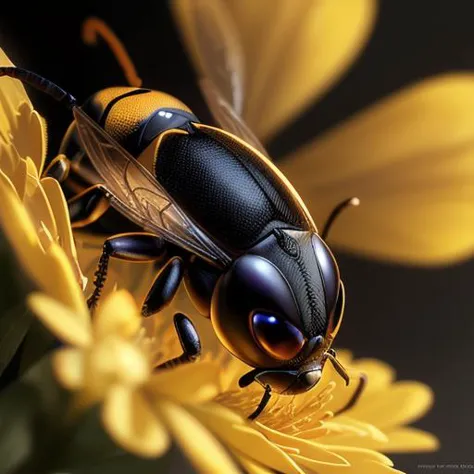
[0,8,364,420]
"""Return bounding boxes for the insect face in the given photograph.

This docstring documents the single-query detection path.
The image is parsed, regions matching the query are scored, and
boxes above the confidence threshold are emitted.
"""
[211,229,344,394]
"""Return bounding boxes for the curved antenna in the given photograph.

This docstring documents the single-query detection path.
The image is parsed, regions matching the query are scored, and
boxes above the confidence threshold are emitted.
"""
[321,197,360,241]
[82,17,143,88]
[0,67,76,109]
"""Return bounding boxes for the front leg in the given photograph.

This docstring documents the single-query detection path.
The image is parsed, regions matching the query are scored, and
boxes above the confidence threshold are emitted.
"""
[87,232,166,310]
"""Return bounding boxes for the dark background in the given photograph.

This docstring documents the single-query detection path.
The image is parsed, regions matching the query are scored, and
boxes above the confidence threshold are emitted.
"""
[0,1,473,472]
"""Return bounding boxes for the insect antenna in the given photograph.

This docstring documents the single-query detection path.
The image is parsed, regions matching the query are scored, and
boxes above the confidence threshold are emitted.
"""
[0,67,76,109]
[82,17,142,88]
[321,197,360,241]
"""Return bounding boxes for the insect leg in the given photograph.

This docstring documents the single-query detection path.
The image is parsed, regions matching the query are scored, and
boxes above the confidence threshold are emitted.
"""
[68,184,110,228]
[248,385,272,421]
[141,257,185,317]
[43,154,71,182]
[87,232,166,310]
[333,373,368,416]
[154,313,201,369]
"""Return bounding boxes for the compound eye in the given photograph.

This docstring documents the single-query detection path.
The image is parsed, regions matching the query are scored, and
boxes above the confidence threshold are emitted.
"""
[251,312,305,360]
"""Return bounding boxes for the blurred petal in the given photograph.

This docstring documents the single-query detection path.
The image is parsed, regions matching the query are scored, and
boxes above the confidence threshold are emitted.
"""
[282,74,474,265]
[41,243,90,317]
[94,290,141,340]
[53,347,85,390]
[345,382,434,429]
[103,385,169,458]
[382,428,439,453]
[157,399,241,473]
[150,362,219,403]
[237,457,274,474]
[226,0,377,139]
[28,293,91,347]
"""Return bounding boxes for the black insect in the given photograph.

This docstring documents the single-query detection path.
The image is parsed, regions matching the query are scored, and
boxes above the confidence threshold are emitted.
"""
[0,12,364,420]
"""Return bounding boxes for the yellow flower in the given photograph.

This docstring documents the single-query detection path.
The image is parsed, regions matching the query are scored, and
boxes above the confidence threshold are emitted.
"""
[26,288,237,468]
[0,47,85,312]
[28,286,428,473]
[28,289,166,458]
[173,0,474,265]
[153,323,437,473]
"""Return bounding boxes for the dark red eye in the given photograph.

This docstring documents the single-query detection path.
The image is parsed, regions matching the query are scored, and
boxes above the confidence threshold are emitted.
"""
[251,312,305,360]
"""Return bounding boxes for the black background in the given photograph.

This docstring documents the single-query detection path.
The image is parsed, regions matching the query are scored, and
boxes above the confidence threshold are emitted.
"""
[0,2,473,472]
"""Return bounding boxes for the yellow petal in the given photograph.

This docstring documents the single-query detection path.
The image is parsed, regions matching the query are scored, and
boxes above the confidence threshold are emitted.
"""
[94,290,141,340]
[149,361,219,403]
[53,347,85,389]
[292,444,394,472]
[27,293,91,347]
[321,417,388,444]
[87,337,150,389]
[346,382,434,429]
[14,106,47,174]
[4,149,27,199]
[382,427,439,453]
[256,422,349,466]
[235,0,377,140]
[41,177,86,290]
[282,74,474,265]
[0,171,87,315]
[347,359,395,394]
[190,403,304,474]
[0,48,31,110]
[23,172,58,246]
[102,385,169,458]
[157,399,241,473]
[236,457,274,474]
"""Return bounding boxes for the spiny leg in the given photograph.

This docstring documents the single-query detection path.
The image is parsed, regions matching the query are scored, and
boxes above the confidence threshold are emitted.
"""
[87,232,166,310]
[141,257,185,317]
[154,313,201,370]
[68,184,110,228]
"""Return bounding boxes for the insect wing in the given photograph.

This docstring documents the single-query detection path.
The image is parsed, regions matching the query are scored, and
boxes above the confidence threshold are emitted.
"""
[173,0,244,114]
[172,0,268,155]
[199,78,269,157]
[73,107,231,267]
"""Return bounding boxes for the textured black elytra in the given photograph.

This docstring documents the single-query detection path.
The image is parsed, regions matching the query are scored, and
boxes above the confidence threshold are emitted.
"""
[155,131,306,253]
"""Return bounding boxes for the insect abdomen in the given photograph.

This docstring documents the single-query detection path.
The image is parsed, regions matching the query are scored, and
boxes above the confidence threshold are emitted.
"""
[154,131,309,253]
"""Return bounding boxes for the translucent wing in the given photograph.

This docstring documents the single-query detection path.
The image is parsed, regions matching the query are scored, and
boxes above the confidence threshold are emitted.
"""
[171,0,269,155]
[73,107,232,267]
[199,78,268,156]
[172,0,377,141]
[172,0,244,114]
